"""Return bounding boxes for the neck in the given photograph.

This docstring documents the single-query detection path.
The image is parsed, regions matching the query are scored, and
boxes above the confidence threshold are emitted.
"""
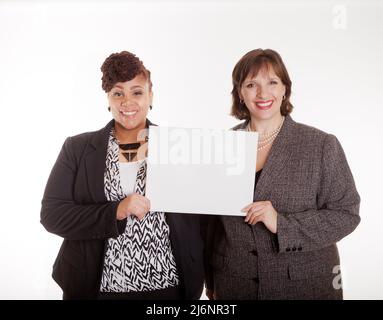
[114,120,147,144]
[249,115,284,136]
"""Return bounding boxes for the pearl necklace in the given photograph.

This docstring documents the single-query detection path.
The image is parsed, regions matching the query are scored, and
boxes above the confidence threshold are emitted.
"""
[246,117,285,151]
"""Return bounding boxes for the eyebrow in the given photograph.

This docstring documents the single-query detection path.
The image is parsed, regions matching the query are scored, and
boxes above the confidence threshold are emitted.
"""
[112,85,144,90]
[244,77,279,83]
[130,85,144,90]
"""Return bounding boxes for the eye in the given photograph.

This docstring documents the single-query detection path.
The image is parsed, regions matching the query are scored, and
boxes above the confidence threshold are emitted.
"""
[133,91,143,96]
[112,91,123,97]
[270,80,278,85]
[246,83,255,88]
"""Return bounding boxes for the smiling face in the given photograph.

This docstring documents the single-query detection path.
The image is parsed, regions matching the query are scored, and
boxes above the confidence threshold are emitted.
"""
[107,74,152,133]
[239,64,286,123]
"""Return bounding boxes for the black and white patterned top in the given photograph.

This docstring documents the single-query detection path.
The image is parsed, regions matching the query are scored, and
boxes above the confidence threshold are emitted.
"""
[100,129,179,292]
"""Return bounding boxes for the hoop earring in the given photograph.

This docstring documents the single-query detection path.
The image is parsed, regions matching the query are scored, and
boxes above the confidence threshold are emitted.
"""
[282,95,286,100]
[108,106,111,112]
[149,105,153,110]
[240,99,244,105]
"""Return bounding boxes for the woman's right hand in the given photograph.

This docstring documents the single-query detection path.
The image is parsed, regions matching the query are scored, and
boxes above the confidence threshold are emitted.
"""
[116,193,150,221]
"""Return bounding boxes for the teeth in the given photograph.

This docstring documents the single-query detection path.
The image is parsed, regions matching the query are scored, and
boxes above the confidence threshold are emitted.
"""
[256,101,272,107]
[122,111,137,116]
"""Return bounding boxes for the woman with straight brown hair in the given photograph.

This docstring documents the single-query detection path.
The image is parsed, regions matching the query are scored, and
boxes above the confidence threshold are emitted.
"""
[204,48,360,300]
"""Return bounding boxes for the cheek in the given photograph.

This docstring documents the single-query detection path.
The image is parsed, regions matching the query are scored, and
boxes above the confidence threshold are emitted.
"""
[139,98,148,109]
[108,97,118,107]
[273,88,285,100]
[138,99,150,113]
[241,90,253,101]
[111,108,120,117]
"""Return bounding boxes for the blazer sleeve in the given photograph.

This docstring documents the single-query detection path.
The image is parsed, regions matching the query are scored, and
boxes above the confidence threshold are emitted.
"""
[276,134,361,253]
[40,137,127,240]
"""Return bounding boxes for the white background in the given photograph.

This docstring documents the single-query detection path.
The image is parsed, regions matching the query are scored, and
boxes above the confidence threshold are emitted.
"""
[0,0,382,299]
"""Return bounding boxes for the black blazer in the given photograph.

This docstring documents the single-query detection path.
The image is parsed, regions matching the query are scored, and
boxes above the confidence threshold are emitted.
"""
[40,119,204,299]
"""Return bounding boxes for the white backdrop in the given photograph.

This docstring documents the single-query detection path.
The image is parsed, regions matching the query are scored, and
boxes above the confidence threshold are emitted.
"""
[0,0,382,299]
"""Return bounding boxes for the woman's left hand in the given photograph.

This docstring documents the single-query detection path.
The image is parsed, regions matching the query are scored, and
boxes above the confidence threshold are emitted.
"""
[241,201,278,234]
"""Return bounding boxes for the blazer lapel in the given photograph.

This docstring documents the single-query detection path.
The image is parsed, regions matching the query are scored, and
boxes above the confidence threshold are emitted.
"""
[254,115,296,200]
[85,120,114,202]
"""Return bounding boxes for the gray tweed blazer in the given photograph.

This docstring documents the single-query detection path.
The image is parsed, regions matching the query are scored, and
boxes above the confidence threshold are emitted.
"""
[204,115,360,300]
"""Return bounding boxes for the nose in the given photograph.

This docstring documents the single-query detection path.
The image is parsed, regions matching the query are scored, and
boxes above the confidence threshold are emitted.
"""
[256,84,268,100]
[121,96,132,107]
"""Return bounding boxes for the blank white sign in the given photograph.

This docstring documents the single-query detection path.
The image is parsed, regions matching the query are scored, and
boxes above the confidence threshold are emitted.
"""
[145,126,258,216]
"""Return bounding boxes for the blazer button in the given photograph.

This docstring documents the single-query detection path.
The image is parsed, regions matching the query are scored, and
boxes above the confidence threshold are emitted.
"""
[252,277,259,283]
[292,247,297,252]
[250,250,258,256]
[298,247,302,251]
[286,248,291,252]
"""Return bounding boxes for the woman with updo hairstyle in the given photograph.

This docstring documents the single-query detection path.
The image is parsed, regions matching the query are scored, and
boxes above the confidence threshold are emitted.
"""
[204,49,361,300]
[41,51,204,300]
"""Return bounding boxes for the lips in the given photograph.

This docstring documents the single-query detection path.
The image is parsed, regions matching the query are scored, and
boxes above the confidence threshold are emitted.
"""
[120,110,138,117]
[255,100,273,110]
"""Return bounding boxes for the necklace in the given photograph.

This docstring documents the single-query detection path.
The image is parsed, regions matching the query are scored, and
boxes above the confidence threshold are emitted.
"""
[115,127,149,162]
[119,142,142,150]
[258,125,282,140]
[246,117,285,151]
[118,142,146,162]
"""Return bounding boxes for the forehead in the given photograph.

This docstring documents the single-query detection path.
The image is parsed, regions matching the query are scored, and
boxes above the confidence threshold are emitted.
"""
[112,74,149,90]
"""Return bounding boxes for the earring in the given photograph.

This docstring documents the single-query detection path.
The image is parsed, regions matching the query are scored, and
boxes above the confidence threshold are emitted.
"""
[240,99,244,104]
[282,95,286,100]
[108,106,111,112]
[149,105,153,110]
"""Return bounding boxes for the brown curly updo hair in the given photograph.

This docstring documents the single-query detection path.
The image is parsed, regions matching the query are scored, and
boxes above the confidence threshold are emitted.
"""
[101,51,152,92]
[231,48,293,120]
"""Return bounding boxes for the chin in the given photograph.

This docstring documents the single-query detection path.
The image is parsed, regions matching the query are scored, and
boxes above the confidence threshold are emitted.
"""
[252,109,281,121]
[251,112,273,121]
[117,118,143,131]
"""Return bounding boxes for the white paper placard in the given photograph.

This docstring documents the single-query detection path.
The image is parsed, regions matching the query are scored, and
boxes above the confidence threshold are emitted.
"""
[145,126,258,216]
